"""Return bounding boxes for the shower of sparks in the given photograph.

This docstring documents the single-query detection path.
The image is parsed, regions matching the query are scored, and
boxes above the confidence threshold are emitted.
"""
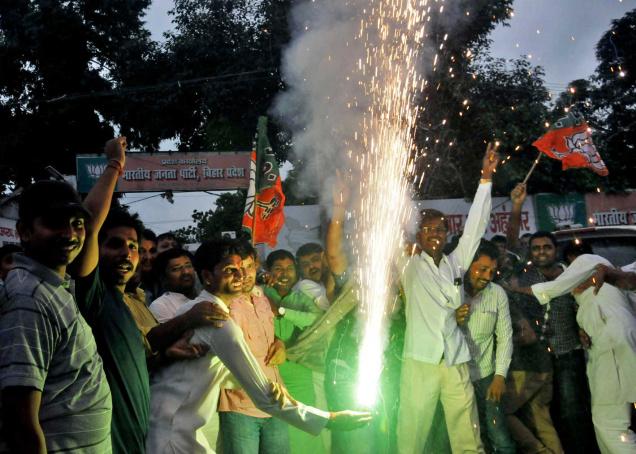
[351,0,428,408]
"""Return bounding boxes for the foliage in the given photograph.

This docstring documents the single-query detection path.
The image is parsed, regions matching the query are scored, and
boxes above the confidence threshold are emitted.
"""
[0,0,155,189]
[174,190,249,243]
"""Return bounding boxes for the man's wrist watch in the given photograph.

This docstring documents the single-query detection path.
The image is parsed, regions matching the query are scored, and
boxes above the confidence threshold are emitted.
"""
[277,307,286,318]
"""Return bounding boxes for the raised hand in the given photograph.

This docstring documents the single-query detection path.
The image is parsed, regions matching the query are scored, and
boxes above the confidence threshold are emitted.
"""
[510,182,527,206]
[105,136,127,165]
[481,141,501,180]
[332,169,350,211]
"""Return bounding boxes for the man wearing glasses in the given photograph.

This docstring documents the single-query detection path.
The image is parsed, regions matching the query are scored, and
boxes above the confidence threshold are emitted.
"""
[397,143,500,454]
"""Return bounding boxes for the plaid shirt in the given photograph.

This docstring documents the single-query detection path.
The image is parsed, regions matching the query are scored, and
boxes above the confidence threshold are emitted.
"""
[514,265,580,356]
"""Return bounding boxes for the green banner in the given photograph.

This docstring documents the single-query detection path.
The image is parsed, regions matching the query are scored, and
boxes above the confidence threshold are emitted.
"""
[76,156,110,193]
[534,193,588,231]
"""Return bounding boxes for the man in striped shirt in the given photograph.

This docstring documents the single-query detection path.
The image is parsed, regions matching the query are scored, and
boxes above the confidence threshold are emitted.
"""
[456,241,515,453]
[0,180,112,453]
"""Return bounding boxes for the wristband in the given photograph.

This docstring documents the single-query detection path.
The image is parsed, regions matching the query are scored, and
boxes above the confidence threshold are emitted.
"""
[107,159,124,176]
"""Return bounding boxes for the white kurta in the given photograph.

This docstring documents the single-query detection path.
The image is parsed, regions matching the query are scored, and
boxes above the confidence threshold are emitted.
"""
[400,182,492,366]
[146,290,330,454]
[531,254,636,404]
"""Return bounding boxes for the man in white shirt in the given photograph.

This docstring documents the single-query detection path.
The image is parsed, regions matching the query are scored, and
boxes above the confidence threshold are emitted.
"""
[397,143,500,454]
[526,253,636,454]
[149,248,199,322]
[147,239,371,454]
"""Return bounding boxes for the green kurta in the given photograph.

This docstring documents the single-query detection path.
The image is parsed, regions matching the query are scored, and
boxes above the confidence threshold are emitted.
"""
[267,287,325,454]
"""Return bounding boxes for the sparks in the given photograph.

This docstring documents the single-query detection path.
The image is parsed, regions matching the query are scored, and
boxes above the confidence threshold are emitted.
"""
[353,0,423,408]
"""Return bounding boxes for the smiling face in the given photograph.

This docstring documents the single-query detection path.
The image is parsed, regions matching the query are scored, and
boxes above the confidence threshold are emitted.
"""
[269,257,298,296]
[297,252,327,283]
[530,236,557,268]
[417,217,448,259]
[19,214,86,275]
[210,254,244,298]
[99,226,139,291]
[468,254,498,293]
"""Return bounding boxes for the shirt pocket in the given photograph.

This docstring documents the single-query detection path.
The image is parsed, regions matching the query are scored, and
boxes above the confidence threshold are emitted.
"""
[471,308,497,341]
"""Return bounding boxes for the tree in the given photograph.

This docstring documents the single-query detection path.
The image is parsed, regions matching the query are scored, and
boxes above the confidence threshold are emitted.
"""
[546,9,636,194]
[174,190,248,243]
[0,0,155,190]
[589,9,636,191]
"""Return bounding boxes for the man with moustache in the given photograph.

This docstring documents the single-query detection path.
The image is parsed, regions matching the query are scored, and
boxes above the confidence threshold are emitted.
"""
[294,243,333,311]
[505,229,596,453]
[0,181,112,453]
[72,137,229,454]
[217,242,290,453]
[455,241,515,453]
[146,239,372,453]
[150,248,199,322]
[397,143,500,454]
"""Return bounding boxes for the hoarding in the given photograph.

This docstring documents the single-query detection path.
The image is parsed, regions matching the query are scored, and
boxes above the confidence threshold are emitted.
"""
[76,151,250,193]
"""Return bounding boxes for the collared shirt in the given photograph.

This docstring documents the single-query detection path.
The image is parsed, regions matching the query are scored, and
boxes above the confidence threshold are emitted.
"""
[514,265,580,356]
[149,291,193,323]
[400,182,492,366]
[219,286,283,417]
[146,290,330,454]
[532,254,636,404]
[0,254,112,453]
[76,269,151,454]
[461,283,513,381]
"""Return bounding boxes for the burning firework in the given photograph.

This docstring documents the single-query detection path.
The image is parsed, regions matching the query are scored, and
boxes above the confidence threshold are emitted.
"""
[351,0,427,407]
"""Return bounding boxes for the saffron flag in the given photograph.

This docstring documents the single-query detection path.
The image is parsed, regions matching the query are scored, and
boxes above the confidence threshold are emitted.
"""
[242,116,286,247]
[532,112,608,176]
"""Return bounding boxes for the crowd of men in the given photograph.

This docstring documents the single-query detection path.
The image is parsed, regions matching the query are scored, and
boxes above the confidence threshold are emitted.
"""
[0,137,634,454]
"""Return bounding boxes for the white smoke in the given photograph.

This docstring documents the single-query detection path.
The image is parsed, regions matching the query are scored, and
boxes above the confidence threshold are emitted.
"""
[272,0,376,200]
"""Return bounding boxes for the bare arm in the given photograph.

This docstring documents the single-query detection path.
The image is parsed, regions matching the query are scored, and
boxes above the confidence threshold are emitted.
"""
[326,169,349,276]
[74,137,127,277]
[2,387,46,454]
[506,183,527,253]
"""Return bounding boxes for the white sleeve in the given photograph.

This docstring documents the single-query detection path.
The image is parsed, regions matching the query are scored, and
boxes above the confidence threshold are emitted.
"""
[531,254,608,305]
[451,182,492,271]
[149,298,174,323]
[295,280,329,311]
[192,320,330,435]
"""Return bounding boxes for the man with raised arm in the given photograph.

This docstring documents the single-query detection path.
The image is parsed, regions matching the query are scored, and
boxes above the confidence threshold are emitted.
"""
[506,182,595,454]
[397,143,500,454]
[146,239,372,453]
[73,137,228,454]
[515,252,636,454]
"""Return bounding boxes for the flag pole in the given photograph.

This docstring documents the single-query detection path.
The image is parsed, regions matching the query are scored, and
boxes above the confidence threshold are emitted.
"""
[522,152,542,184]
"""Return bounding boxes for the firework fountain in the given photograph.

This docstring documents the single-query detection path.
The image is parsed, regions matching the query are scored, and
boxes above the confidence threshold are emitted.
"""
[274,0,431,407]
